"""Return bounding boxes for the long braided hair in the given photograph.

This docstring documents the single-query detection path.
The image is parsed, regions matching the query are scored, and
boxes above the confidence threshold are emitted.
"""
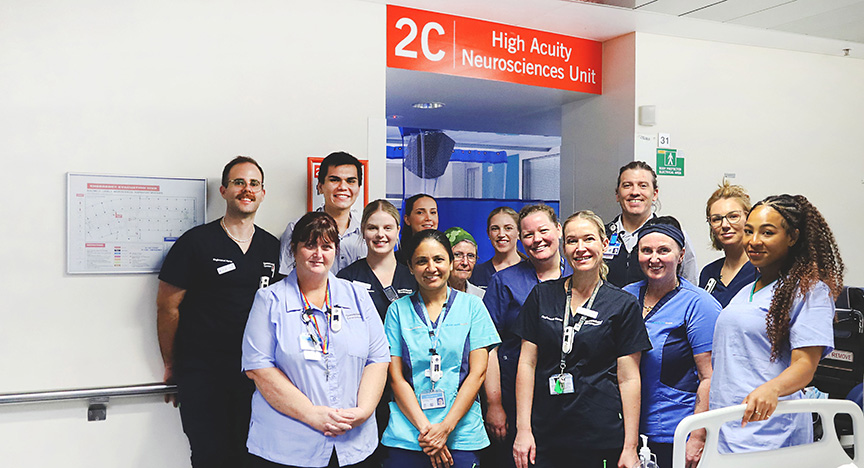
[756,195,845,360]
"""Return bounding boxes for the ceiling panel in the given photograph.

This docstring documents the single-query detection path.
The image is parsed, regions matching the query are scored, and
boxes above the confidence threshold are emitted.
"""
[635,0,727,16]
[771,3,864,42]
[685,0,793,22]
[728,0,864,28]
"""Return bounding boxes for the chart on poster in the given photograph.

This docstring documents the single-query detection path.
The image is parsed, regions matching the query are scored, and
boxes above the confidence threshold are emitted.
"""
[67,173,207,274]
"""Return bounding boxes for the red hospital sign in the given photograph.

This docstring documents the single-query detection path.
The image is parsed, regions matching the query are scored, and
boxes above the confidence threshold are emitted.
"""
[387,5,602,94]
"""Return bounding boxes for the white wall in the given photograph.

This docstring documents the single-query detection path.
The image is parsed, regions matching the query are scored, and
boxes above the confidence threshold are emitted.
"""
[634,33,864,285]
[0,0,385,466]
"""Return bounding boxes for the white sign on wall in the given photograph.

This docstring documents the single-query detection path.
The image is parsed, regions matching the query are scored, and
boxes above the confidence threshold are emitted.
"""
[67,173,207,274]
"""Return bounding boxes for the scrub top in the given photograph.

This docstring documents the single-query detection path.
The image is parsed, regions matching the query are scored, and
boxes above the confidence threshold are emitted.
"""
[698,257,757,307]
[483,260,573,415]
[279,208,367,276]
[623,278,721,443]
[159,219,282,372]
[471,259,497,288]
[710,280,835,453]
[241,272,391,467]
[513,278,651,451]
[381,289,500,452]
[337,258,417,321]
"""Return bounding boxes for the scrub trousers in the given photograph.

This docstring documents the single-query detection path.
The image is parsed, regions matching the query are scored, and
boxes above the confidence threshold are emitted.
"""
[383,447,480,468]
[532,446,622,468]
[175,367,255,468]
[249,450,376,468]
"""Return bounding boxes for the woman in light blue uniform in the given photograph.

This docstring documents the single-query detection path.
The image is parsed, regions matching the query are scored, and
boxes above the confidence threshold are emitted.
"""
[710,194,844,453]
[622,216,720,468]
[242,212,390,468]
[383,229,500,468]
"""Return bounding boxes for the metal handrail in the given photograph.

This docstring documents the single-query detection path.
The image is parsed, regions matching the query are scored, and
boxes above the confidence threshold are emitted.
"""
[0,383,177,406]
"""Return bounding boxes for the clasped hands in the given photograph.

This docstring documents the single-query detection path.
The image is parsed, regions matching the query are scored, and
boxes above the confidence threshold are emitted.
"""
[306,406,370,437]
[419,422,455,468]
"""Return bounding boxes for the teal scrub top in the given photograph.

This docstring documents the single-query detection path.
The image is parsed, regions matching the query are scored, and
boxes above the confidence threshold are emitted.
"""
[382,288,501,451]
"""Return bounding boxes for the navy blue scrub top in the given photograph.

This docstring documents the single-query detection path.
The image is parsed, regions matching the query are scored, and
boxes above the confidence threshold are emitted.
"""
[337,258,417,320]
[698,258,757,308]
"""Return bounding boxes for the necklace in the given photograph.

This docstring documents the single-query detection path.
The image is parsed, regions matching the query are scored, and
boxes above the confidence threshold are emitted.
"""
[221,218,254,243]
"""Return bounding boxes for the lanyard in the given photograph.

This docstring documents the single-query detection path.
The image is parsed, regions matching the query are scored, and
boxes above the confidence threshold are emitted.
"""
[558,278,602,377]
[300,282,331,354]
[410,288,458,356]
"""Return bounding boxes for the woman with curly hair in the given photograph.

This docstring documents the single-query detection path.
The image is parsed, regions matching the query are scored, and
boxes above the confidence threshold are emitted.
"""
[709,194,844,453]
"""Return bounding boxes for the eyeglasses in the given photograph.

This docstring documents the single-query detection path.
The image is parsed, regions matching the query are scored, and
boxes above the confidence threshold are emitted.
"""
[709,210,744,227]
[453,252,477,262]
[227,178,263,193]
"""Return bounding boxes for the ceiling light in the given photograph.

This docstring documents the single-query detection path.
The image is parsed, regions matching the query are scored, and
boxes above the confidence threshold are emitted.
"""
[412,102,445,109]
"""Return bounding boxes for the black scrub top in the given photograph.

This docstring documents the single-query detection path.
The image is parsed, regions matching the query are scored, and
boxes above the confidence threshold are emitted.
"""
[159,219,282,372]
[513,278,651,451]
[337,258,417,320]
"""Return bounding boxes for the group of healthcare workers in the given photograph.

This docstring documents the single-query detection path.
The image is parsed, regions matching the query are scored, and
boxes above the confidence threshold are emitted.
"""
[237,151,845,468]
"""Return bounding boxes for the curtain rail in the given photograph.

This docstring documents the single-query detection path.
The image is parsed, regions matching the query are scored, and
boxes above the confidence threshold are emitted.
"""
[0,383,177,406]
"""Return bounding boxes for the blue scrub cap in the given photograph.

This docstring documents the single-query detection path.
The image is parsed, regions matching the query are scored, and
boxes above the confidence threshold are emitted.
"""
[638,223,685,248]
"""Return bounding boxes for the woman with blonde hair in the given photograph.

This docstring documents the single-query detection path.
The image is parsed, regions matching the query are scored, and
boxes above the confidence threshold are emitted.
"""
[699,181,756,307]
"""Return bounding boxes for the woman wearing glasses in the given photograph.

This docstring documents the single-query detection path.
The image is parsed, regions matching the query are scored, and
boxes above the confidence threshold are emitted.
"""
[444,227,485,298]
[699,181,756,307]
[242,212,390,468]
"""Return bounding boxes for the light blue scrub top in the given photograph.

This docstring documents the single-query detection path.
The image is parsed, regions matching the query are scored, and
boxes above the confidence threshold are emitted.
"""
[710,280,834,453]
[242,271,391,467]
[382,288,501,452]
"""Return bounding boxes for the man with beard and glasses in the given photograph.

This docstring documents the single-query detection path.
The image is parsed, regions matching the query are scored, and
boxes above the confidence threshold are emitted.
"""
[157,156,282,468]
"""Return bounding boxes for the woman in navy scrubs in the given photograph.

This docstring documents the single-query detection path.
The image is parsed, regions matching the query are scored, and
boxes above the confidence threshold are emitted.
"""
[512,211,650,468]
[623,217,720,468]
[472,207,523,288]
[699,181,756,307]
[338,199,417,319]
[482,204,573,467]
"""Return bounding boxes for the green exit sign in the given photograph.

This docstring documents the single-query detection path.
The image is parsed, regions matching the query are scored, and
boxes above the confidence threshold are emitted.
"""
[657,148,683,176]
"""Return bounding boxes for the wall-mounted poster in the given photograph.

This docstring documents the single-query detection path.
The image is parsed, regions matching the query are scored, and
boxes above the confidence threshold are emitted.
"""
[67,173,207,274]
[307,157,369,213]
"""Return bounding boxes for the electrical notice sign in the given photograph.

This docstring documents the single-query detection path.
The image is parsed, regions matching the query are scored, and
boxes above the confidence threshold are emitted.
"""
[387,5,602,94]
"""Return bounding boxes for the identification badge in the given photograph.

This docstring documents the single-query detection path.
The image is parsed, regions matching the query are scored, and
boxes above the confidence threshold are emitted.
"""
[303,350,322,361]
[217,262,236,275]
[548,373,575,395]
[383,285,400,302]
[420,390,446,410]
[603,242,621,260]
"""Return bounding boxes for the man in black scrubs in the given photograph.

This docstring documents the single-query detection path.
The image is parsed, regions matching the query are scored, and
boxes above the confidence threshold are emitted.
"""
[157,156,282,468]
